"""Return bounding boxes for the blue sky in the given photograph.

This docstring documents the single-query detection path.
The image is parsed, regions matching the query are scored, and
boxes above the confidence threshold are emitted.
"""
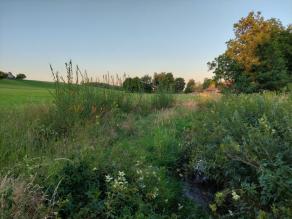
[0,0,291,82]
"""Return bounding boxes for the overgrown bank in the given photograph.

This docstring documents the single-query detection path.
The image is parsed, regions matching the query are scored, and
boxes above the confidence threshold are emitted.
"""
[0,78,291,218]
[180,93,292,218]
[0,71,206,218]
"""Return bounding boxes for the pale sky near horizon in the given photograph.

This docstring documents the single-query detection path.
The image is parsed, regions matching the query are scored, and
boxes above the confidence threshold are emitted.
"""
[0,0,291,82]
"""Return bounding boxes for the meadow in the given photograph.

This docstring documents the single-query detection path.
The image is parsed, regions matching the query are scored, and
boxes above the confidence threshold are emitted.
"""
[0,74,291,218]
[0,80,53,107]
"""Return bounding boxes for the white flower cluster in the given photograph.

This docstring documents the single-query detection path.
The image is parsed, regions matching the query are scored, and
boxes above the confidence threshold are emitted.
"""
[136,168,146,189]
[135,160,161,200]
[178,203,184,210]
[105,171,128,191]
[232,190,240,201]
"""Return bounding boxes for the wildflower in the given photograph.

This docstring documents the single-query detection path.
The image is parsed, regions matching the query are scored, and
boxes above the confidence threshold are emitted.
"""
[136,169,143,175]
[232,191,240,201]
[112,179,120,189]
[105,174,113,182]
[228,210,234,216]
[118,171,125,177]
[117,171,127,185]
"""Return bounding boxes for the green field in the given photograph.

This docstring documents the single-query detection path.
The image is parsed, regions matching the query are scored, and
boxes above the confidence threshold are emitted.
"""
[0,80,54,107]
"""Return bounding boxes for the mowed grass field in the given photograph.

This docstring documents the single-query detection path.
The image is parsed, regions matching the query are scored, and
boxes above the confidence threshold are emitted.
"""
[0,79,54,107]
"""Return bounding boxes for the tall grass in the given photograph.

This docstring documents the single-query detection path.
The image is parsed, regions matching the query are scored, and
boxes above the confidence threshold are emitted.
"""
[0,62,203,218]
[0,61,175,169]
[46,61,174,136]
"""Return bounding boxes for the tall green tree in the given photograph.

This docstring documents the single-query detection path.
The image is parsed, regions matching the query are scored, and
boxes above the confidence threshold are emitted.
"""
[208,11,291,93]
[140,75,153,93]
[174,77,185,93]
[226,11,283,71]
[153,72,175,91]
[184,79,195,93]
[123,77,142,92]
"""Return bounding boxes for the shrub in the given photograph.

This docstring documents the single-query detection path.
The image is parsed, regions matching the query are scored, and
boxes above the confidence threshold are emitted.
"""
[44,154,205,218]
[0,71,8,79]
[16,73,26,80]
[182,93,292,218]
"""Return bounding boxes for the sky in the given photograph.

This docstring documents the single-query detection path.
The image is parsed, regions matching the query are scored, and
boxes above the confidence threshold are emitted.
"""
[0,0,291,82]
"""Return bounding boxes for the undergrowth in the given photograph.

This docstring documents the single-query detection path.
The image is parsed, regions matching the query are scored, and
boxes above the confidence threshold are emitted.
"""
[0,62,291,218]
[179,93,292,218]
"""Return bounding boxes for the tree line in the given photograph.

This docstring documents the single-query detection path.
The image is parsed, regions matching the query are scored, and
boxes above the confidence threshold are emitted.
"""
[122,72,209,93]
[0,71,26,80]
[123,73,184,93]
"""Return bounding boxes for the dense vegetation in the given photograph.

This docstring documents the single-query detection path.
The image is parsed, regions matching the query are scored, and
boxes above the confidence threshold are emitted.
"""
[208,12,292,93]
[1,63,201,218]
[0,71,27,80]
[123,72,189,93]
[1,70,291,218]
[181,93,292,218]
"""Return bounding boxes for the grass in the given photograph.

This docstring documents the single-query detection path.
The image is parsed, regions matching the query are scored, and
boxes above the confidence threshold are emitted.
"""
[0,72,291,218]
[0,80,54,107]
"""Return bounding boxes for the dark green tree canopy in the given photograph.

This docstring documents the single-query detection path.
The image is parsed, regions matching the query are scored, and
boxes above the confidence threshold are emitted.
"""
[140,75,153,93]
[123,77,142,92]
[174,77,185,93]
[184,79,195,93]
[208,12,292,93]
[124,72,187,93]
[153,72,175,91]
[0,71,8,79]
[16,73,27,80]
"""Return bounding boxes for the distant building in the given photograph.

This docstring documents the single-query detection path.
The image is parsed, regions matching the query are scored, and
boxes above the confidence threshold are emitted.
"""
[7,72,15,79]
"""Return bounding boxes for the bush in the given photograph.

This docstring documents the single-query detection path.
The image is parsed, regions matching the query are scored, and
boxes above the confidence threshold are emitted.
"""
[0,71,8,79]
[16,73,26,80]
[182,93,292,218]
[43,154,204,218]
